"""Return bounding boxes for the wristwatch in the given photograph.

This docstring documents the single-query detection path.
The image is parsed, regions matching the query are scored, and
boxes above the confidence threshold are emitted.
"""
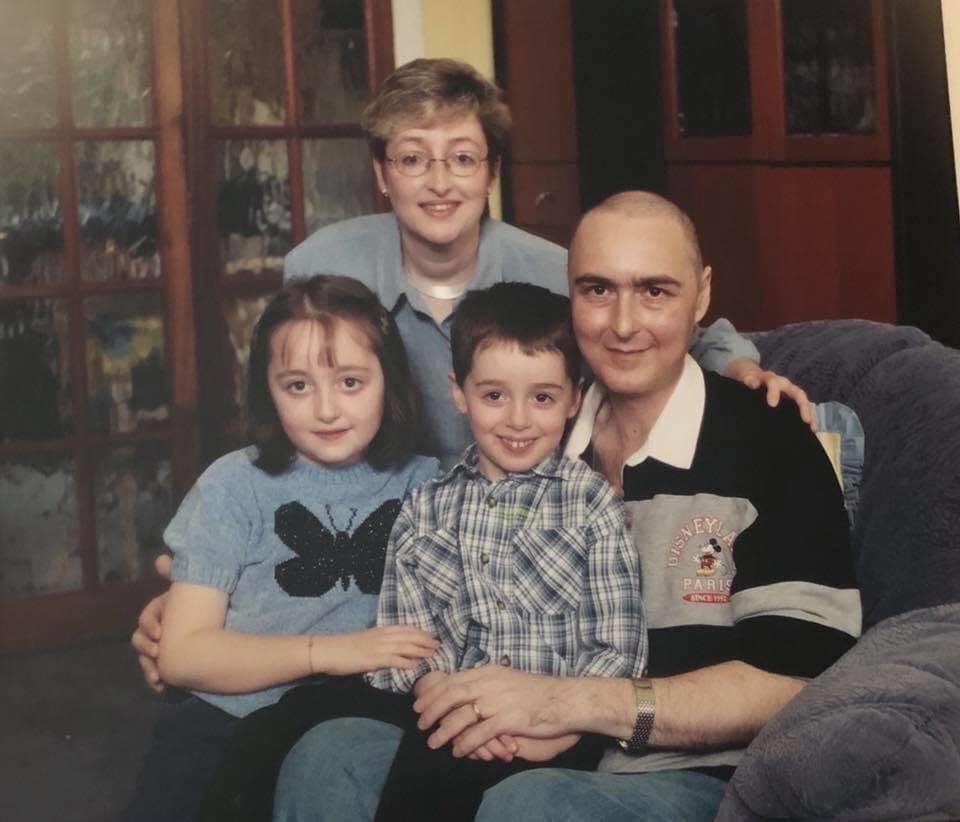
[617,678,656,753]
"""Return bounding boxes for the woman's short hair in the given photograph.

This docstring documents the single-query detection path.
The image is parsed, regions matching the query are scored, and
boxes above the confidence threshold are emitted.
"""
[247,274,422,474]
[362,58,512,165]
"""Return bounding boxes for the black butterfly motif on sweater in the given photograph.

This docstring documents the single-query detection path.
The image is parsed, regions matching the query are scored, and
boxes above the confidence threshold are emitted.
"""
[273,499,402,597]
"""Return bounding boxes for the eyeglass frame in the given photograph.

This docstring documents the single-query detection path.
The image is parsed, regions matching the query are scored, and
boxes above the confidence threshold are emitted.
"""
[384,151,490,178]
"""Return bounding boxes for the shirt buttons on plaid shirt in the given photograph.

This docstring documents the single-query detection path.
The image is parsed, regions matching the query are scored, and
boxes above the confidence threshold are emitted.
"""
[496,599,505,610]
[480,553,490,564]
[499,654,511,666]
[486,496,497,508]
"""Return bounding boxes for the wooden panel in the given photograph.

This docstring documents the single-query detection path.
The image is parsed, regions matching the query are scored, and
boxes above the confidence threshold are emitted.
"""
[667,163,764,330]
[0,579,165,652]
[496,0,577,163]
[510,163,579,228]
[756,165,895,326]
[668,163,895,330]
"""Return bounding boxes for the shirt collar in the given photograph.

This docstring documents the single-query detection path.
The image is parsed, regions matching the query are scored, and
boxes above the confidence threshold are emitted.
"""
[564,354,705,470]
[449,443,566,482]
[376,217,503,314]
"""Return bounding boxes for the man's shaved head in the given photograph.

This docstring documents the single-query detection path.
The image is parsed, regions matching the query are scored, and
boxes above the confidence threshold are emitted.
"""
[574,191,704,275]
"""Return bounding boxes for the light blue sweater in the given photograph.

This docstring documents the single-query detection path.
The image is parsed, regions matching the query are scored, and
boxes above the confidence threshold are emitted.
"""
[166,447,438,717]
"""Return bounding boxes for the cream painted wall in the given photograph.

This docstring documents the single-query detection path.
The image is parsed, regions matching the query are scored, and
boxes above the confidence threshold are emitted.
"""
[389,0,502,217]
[942,1,960,208]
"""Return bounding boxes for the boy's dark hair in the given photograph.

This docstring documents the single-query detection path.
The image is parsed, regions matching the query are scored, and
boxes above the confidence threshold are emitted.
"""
[450,283,580,386]
[247,275,422,474]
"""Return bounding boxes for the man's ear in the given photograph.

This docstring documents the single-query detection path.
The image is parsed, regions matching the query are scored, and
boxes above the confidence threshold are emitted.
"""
[695,265,712,324]
[449,371,468,415]
[568,378,584,420]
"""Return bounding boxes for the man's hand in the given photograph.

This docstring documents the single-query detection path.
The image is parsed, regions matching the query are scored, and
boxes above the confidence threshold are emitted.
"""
[725,358,816,430]
[413,666,573,757]
[131,555,172,693]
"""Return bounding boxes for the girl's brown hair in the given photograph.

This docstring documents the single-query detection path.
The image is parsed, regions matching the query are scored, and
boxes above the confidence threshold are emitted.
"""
[247,275,422,474]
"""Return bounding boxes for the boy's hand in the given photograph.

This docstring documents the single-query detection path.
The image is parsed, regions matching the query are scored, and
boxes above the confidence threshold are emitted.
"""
[312,626,438,676]
[513,733,580,761]
[131,555,173,693]
[725,358,816,430]
[413,670,449,698]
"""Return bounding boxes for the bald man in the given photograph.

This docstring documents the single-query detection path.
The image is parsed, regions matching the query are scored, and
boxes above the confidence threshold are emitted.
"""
[271,194,860,822]
[403,193,862,821]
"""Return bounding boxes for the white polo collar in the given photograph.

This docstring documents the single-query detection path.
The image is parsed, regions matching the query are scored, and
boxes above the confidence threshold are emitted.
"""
[564,354,705,471]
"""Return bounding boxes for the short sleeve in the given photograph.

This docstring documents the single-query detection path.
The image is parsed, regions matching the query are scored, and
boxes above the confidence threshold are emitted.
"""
[165,455,261,594]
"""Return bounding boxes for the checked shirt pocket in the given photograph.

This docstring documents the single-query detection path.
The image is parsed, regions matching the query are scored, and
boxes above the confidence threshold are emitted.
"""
[511,527,587,671]
[398,527,462,611]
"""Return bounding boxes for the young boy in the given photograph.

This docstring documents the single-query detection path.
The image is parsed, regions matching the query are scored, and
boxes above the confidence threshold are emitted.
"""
[198,283,645,822]
[363,282,645,820]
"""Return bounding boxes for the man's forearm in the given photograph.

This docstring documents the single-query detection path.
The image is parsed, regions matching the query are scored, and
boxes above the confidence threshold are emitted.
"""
[554,661,804,749]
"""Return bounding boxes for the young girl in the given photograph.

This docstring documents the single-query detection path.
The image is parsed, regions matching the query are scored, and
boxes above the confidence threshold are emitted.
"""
[122,275,439,822]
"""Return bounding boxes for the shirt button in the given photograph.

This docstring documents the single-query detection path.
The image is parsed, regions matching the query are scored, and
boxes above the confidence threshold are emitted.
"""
[499,654,511,667]
[480,553,490,564]
[496,599,505,610]
[486,496,497,508]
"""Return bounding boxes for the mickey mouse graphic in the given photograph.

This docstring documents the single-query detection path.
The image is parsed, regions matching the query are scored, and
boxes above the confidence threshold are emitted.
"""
[694,537,725,577]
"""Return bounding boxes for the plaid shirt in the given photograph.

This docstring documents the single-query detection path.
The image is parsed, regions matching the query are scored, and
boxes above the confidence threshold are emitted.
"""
[367,445,646,693]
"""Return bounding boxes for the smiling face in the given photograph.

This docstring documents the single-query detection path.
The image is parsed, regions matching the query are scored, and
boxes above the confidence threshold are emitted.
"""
[569,210,711,404]
[267,318,385,468]
[373,111,497,258]
[451,340,581,481]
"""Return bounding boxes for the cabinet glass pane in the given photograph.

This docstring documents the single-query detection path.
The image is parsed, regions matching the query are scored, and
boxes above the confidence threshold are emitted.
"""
[293,0,369,124]
[95,444,173,585]
[222,292,272,416]
[85,293,168,433]
[217,140,292,276]
[207,0,285,126]
[302,138,373,235]
[0,299,72,442]
[0,2,56,129]
[0,455,81,602]
[69,0,153,128]
[782,0,875,135]
[75,140,160,282]
[0,142,63,287]
[673,0,751,137]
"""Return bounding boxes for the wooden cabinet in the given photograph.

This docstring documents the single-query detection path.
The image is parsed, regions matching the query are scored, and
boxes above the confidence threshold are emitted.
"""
[494,0,580,246]
[660,0,896,330]
[0,0,393,652]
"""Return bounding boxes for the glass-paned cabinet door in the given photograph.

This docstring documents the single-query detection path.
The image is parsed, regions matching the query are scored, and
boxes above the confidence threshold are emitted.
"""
[68,0,153,128]
[0,454,81,602]
[782,0,876,135]
[206,0,285,125]
[0,298,73,441]
[1,0,194,651]
[293,0,370,123]
[0,142,63,287]
[672,0,752,137]
[0,2,57,129]
[75,140,161,282]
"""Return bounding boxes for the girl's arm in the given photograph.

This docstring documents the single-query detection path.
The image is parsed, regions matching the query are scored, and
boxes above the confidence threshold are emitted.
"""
[158,581,438,694]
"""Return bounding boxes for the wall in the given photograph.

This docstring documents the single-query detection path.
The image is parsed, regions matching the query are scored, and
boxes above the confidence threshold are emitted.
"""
[389,0,501,217]
[942,0,960,208]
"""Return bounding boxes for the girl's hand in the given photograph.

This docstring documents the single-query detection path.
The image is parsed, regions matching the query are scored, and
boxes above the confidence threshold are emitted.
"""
[131,554,174,693]
[310,625,439,676]
[413,670,449,698]
[724,358,816,431]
